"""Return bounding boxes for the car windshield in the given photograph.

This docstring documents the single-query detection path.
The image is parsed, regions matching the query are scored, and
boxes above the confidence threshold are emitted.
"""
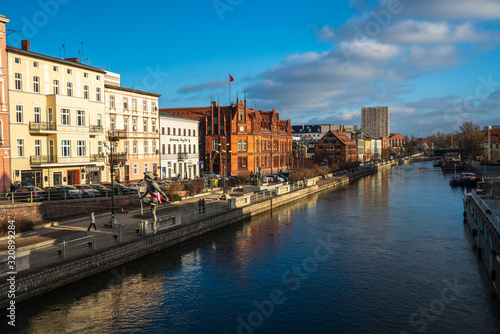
[82,185,92,189]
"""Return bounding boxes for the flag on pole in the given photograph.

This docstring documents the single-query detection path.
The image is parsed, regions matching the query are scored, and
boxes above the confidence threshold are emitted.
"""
[229,74,234,82]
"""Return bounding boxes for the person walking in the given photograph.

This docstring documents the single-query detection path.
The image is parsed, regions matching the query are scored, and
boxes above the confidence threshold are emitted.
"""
[88,211,97,231]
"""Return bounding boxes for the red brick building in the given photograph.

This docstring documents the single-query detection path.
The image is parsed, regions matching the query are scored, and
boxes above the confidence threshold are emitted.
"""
[314,130,357,165]
[160,98,292,176]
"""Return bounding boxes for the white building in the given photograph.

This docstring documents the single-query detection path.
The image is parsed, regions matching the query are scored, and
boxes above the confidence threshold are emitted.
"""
[159,112,199,179]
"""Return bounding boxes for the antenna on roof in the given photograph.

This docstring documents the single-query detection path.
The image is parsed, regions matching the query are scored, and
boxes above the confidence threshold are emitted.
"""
[6,29,22,37]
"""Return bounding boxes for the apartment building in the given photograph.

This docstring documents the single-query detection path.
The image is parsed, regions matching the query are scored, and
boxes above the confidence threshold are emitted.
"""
[159,112,199,178]
[361,106,389,140]
[314,130,357,164]
[105,72,161,182]
[7,40,107,187]
[0,15,11,192]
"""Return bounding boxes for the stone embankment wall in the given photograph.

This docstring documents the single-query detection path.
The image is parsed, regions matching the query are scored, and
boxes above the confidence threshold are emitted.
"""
[0,167,394,307]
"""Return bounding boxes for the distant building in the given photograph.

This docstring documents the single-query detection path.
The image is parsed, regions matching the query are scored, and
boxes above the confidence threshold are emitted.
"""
[314,130,357,164]
[160,98,292,176]
[159,113,199,178]
[484,128,500,160]
[361,106,389,139]
[292,124,358,140]
[388,133,407,147]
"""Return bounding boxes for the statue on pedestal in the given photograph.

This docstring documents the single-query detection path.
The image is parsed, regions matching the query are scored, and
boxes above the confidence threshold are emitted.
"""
[256,171,261,186]
[139,171,167,233]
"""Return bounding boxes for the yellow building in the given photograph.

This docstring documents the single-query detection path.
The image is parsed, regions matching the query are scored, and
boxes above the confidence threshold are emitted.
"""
[104,72,160,182]
[364,140,372,162]
[7,40,107,187]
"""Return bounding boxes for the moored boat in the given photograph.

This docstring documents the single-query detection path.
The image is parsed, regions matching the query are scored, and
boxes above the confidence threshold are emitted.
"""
[449,176,460,186]
[459,172,479,187]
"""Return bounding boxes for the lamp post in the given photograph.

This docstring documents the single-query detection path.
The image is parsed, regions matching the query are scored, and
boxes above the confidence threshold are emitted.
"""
[104,138,120,228]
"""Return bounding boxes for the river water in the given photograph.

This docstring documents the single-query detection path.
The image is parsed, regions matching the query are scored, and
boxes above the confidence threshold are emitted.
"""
[4,162,500,333]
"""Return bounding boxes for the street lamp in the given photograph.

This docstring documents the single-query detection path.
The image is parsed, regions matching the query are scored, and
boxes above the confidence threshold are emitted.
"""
[104,139,120,228]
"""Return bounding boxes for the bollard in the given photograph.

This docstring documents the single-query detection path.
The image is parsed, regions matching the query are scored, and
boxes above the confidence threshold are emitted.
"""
[93,234,97,250]
[62,240,67,259]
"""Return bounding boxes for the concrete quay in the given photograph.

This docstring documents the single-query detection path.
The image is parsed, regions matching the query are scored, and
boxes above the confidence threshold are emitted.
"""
[0,160,404,308]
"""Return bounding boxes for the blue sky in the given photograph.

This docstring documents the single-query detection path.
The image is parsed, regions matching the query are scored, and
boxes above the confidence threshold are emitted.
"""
[3,0,500,136]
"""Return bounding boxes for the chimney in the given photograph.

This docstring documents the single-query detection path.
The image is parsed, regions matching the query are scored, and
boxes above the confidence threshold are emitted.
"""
[65,57,80,63]
[21,40,30,51]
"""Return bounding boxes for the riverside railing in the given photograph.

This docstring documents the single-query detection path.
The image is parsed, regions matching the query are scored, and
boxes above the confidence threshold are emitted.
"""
[0,188,138,204]
[471,191,500,235]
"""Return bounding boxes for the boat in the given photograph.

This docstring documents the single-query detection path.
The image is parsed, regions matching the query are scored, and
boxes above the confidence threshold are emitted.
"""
[441,153,463,171]
[449,176,460,186]
[459,172,479,187]
[433,157,442,167]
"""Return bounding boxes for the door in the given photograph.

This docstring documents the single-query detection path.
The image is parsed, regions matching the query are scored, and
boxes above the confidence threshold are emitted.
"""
[49,140,54,162]
[53,172,62,185]
[124,165,130,182]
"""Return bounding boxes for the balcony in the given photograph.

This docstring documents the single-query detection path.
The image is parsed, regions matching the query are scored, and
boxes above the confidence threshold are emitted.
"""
[108,130,128,140]
[89,125,103,133]
[30,155,57,165]
[178,152,188,161]
[29,121,56,132]
[90,154,106,162]
[113,152,128,162]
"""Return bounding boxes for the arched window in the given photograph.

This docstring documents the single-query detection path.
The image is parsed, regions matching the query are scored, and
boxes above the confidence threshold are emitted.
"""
[238,140,242,152]
[243,140,247,152]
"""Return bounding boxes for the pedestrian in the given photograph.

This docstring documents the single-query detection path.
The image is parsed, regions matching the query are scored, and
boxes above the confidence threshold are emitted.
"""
[88,211,97,231]
[10,183,15,192]
[202,199,206,213]
[198,199,202,213]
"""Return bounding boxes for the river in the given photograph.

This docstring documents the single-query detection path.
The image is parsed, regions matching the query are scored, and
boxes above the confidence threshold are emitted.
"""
[4,162,500,333]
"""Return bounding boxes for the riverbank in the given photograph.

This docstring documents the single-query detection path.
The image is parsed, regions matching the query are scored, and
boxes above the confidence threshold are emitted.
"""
[0,159,408,308]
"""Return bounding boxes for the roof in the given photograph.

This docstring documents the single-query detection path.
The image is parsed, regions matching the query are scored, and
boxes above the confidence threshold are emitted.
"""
[485,129,500,142]
[104,84,161,97]
[321,130,356,146]
[6,46,107,74]
[159,111,199,122]
[389,133,406,140]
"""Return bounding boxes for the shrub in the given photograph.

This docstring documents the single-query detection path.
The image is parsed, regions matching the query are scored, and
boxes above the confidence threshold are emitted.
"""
[166,193,182,202]
[237,171,251,184]
[0,219,34,235]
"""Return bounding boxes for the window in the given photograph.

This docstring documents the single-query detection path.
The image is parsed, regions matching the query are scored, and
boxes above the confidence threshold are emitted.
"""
[53,80,59,94]
[16,105,23,123]
[133,120,137,131]
[193,129,196,137]
[162,144,166,155]
[96,75,100,80]
[162,127,165,135]
[33,76,40,93]
[76,110,85,126]
[132,99,137,111]
[83,85,89,99]
[152,121,156,133]
[14,58,20,64]
[144,120,147,132]
[124,118,128,131]
[61,109,70,126]
[238,140,242,152]
[256,140,259,153]
[144,163,149,173]
[110,95,115,108]
[188,129,191,136]
[193,144,196,154]
[96,88,101,101]
[110,118,115,131]
[152,102,156,112]
[168,127,171,135]
[33,61,39,68]
[53,66,58,72]
[173,128,176,136]
[152,141,156,153]
[213,140,219,152]
[84,72,88,78]
[98,141,102,154]
[243,140,247,152]
[17,139,24,157]
[143,101,147,111]
[133,141,137,154]
[173,144,176,154]
[34,107,41,124]
[61,140,70,157]
[183,129,186,136]
[189,145,191,154]
[134,163,138,175]
[67,82,73,96]
[77,140,86,157]
[123,98,128,110]
[34,139,41,157]
[144,141,148,154]
[238,157,248,171]
[124,141,129,153]
[66,69,71,74]
[14,73,22,90]
[97,114,102,127]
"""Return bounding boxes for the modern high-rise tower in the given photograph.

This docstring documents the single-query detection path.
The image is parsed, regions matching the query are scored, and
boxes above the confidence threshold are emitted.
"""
[361,106,389,139]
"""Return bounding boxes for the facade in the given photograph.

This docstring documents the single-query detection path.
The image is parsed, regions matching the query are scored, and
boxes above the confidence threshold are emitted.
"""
[160,98,293,176]
[314,130,357,165]
[484,128,500,160]
[388,133,407,147]
[104,72,161,182]
[0,15,11,192]
[292,124,358,141]
[361,106,389,139]
[7,40,107,187]
[159,113,199,178]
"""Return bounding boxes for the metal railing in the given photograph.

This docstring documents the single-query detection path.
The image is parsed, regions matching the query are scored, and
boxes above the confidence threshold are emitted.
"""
[89,125,103,133]
[471,191,500,234]
[29,121,56,131]
[90,154,106,162]
[30,155,57,164]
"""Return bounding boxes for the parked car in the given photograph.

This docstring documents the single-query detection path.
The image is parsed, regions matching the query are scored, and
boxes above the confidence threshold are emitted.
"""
[201,172,220,179]
[262,175,285,183]
[101,182,137,195]
[277,173,289,181]
[44,185,81,200]
[74,184,100,198]
[125,182,147,193]
[89,184,113,196]
[6,186,46,202]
